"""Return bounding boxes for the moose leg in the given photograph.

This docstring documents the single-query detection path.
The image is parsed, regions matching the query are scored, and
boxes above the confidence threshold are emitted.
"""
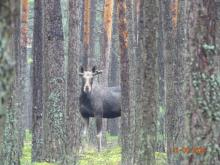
[96,116,102,151]
[82,117,89,137]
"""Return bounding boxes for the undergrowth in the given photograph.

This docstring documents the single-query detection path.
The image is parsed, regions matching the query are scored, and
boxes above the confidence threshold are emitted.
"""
[21,130,167,165]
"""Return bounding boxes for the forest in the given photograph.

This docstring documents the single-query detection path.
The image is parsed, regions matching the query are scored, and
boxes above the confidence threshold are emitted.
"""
[0,0,220,165]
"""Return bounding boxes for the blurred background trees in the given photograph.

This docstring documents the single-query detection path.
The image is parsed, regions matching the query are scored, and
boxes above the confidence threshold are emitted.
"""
[0,0,219,165]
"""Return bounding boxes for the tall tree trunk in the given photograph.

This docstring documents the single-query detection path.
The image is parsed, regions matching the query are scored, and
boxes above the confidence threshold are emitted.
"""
[89,0,97,67]
[181,1,220,164]
[14,0,24,159]
[87,0,104,146]
[107,1,120,136]
[157,0,166,152]
[117,0,131,164]
[216,1,220,73]
[32,0,44,162]
[100,0,114,86]
[43,0,66,162]
[20,0,30,130]
[0,1,22,164]
[83,0,91,69]
[162,0,185,164]
[0,0,15,146]
[65,0,82,164]
[172,0,188,162]
[126,0,137,163]
[134,0,158,164]
[100,0,114,147]
[158,0,165,109]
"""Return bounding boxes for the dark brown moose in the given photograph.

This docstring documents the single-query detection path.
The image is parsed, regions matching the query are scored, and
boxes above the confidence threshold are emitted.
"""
[79,66,121,151]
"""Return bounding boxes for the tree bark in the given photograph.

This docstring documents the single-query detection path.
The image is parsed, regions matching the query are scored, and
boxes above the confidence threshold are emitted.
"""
[83,0,91,69]
[32,0,44,162]
[157,0,166,153]
[0,0,22,164]
[126,0,137,163]
[134,0,158,164]
[42,0,66,162]
[117,0,131,164]
[162,0,186,164]
[20,0,30,130]
[65,0,82,164]
[107,1,120,135]
[89,0,97,67]
[181,1,220,164]
[100,0,114,86]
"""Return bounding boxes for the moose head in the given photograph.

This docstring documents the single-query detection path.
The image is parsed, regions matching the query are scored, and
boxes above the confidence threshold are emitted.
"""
[79,66,102,93]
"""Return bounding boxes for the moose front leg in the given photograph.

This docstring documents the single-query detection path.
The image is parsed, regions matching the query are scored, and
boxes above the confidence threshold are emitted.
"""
[82,117,89,137]
[95,116,102,151]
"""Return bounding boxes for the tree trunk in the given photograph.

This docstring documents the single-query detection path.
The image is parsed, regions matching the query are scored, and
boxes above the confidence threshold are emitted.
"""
[89,0,97,67]
[162,0,186,164]
[0,0,22,164]
[134,0,158,164]
[216,1,220,73]
[107,1,120,135]
[126,0,137,163]
[100,0,114,147]
[157,0,166,153]
[100,0,114,86]
[181,1,220,164]
[83,0,91,69]
[117,0,131,164]
[32,0,44,162]
[158,0,165,109]
[65,0,82,164]
[20,0,30,130]
[42,0,66,162]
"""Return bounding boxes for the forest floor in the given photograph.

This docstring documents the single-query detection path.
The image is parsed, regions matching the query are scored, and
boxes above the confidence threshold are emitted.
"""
[21,130,167,165]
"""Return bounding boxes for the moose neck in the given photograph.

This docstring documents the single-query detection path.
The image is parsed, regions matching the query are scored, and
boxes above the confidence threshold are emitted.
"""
[81,87,92,98]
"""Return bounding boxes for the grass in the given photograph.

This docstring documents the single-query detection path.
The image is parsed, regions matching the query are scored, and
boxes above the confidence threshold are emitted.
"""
[21,130,55,165]
[21,130,167,165]
[79,146,121,165]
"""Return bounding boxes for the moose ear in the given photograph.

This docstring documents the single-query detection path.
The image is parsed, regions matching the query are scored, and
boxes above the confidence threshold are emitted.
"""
[79,66,84,76]
[80,66,84,73]
[92,66,97,73]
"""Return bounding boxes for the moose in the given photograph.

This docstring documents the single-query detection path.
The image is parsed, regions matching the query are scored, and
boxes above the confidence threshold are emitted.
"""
[79,66,121,151]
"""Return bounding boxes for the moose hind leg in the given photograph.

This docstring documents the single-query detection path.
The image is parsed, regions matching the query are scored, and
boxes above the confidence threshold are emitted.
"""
[96,117,102,151]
